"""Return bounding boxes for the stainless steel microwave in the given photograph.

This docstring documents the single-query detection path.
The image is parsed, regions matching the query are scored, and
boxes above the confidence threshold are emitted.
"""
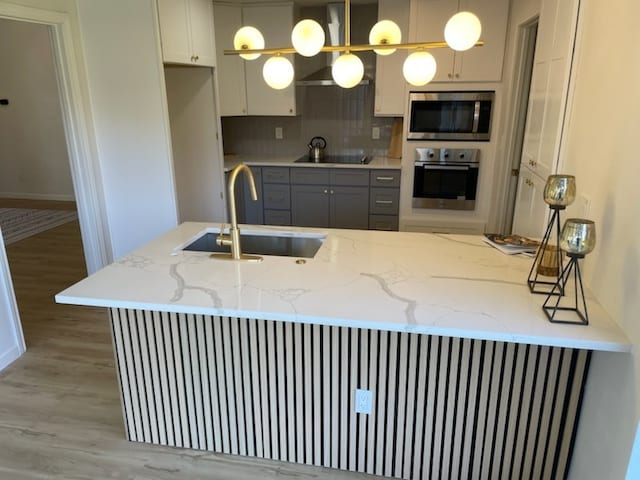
[407,91,495,141]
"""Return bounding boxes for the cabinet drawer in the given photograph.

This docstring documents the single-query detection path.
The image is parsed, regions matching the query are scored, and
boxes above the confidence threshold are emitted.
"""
[264,209,291,226]
[369,214,399,231]
[290,168,330,185]
[370,169,401,187]
[263,184,290,210]
[330,169,369,186]
[370,187,399,215]
[262,167,290,184]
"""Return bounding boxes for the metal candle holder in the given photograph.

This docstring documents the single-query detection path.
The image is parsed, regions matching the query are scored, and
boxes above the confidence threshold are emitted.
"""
[528,175,576,295]
[543,219,596,325]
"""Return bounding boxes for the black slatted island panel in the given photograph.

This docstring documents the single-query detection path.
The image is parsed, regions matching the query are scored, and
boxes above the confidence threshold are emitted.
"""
[110,308,590,480]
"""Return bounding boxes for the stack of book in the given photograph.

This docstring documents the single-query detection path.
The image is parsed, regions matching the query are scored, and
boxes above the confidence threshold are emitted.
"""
[482,233,540,255]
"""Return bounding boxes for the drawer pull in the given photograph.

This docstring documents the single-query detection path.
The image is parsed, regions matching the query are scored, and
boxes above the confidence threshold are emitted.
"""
[375,200,393,205]
[376,176,395,182]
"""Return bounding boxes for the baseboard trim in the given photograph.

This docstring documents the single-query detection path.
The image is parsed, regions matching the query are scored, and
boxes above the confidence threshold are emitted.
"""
[0,344,22,371]
[0,192,75,202]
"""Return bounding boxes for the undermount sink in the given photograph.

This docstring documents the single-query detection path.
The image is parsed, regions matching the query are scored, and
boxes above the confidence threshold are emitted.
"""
[182,229,326,258]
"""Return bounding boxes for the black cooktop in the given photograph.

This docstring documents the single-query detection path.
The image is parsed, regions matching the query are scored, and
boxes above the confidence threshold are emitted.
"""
[295,154,370,165]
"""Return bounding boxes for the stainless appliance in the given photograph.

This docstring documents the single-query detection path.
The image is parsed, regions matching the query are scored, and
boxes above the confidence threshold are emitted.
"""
[412,148,479,210]
[308,136,327,160]
[295,154,370,165]
[407,91,494,141]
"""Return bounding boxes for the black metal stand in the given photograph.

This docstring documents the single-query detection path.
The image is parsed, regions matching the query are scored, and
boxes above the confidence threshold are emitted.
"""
[542,253,589,325]
[528,206,565,295]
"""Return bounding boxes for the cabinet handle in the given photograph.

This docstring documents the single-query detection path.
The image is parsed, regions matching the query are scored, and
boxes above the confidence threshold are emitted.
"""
[528,159,537,167]
[376,200,393,205]
[323,189,328,194]
[448,73,453,79]
[376,176,395,182]
[194,55,199,62]
[330,189,334,194]
[455,73,460,79]
[289,108,293,113]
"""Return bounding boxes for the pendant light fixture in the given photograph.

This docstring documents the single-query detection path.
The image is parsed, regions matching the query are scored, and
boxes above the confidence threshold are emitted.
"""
[227,0,483,90]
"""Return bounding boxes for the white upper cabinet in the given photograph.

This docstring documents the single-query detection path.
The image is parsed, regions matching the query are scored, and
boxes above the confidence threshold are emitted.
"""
[409,0,509,82]
[374,0,410,117]
[157,0,216,67]
[213,2,296,117]
[213,3,247,116]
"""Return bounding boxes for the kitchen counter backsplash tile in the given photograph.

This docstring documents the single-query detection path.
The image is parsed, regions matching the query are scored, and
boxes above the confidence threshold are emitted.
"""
[221,85,395,157]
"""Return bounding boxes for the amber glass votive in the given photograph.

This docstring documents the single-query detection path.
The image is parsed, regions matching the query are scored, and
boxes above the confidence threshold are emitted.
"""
[536,244,560,277]
[544,175,576,207]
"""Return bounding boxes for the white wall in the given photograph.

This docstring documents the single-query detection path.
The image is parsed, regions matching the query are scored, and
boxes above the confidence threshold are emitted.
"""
[75,0,178,259]
[561,0,640,477]
[0,18,74,201]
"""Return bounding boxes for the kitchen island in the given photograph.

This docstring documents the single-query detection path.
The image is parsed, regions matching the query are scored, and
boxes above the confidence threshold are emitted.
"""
[56,223,629,480]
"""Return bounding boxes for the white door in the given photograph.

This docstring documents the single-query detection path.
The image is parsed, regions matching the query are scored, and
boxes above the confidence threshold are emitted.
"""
[511,0,580,236]
[0,227,25,371]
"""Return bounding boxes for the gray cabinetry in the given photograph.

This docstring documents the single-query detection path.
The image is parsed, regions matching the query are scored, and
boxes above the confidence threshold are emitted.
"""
[226,166,263,224]
[368,169,400,231]
[262,167,290,225]
[291,169,369,229]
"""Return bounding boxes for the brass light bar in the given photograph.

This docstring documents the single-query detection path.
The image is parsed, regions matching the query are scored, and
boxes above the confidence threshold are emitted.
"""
[224,40,484,56]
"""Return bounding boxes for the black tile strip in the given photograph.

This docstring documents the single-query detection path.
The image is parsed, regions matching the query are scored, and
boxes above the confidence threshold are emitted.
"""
[487,342,508,480]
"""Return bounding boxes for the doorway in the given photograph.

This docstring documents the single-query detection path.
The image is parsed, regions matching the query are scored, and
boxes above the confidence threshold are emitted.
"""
[502,18,539,233]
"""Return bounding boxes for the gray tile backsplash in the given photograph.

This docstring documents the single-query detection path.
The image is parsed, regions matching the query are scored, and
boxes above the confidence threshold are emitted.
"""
[221,85,395,158]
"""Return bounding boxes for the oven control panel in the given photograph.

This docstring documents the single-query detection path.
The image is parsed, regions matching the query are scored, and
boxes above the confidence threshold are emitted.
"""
[415,148,479,165]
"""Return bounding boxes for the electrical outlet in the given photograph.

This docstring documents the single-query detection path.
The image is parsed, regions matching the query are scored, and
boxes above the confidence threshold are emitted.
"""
[275,127,283,140]
[354,389,372,415]
[372,127,380,140]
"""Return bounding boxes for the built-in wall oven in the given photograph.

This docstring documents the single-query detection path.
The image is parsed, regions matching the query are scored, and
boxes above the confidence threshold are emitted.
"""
[412,148,480,210]
[407,91,494,141]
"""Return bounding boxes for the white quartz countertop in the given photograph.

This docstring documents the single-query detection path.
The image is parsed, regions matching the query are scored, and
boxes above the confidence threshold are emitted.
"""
[223,154,401,171]
[56,223,630,353]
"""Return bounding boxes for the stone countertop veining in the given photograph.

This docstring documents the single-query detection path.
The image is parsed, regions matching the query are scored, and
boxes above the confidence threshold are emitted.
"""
[55,223,630,353]
[223,154,402,171]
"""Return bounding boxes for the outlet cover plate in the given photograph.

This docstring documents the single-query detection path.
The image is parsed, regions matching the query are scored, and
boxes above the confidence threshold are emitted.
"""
[355,389,372,415]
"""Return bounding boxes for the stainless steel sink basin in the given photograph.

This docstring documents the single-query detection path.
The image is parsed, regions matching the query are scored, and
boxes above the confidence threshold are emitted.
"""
[182,230,325,258]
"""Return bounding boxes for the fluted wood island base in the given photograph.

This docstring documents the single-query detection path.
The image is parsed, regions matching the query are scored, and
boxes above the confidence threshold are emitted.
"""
[57,223,629,480]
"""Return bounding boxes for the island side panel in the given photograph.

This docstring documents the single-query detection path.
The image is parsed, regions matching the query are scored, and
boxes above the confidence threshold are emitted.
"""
[109,308,591,480]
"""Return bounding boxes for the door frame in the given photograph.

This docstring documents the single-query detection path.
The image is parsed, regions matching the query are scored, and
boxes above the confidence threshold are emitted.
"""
[0,2,111,367]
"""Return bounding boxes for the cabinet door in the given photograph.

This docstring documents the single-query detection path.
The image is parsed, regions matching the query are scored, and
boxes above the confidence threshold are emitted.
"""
[374,0,410,116]
[454,0,509,82]
[242,5,296,116]
[213,4,248,116]
[188,0,216,67]
[409,0,456,83]
[242,167,263,224]
[291,185,330,228]
[512,167,548,239]
[157,0,191,64]
[330,186,369,230]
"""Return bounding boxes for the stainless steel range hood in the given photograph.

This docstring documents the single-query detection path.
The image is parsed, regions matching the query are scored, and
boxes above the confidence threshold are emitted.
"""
[296,3,371,87]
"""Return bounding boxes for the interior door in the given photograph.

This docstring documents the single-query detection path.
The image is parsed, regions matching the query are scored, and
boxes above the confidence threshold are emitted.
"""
[511,0,580,235]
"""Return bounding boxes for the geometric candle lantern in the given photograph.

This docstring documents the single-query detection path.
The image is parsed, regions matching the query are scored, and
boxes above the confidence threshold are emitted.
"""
[542,218,596,325]
[528,174,577,295]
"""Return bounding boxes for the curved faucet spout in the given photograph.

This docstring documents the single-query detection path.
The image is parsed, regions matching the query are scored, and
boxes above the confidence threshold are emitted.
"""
[219,163,258,260]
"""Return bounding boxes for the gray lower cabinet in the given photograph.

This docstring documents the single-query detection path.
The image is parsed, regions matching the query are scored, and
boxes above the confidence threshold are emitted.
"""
[368,169,400,231]
[291,168,369,229]
[226,166,263,224]
[262,167,290,226]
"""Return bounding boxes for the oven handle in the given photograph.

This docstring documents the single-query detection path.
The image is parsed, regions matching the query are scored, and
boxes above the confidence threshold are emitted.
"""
[422,165,470,171]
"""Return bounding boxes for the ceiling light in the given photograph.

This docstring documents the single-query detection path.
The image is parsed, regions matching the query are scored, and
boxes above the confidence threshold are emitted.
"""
[225,1,483,89]
[444,12,482,51]
[263,55,294,90]
[233,26,265,60]
[369,20,402,56]
[332,53,364,88]
[291,19,325,57]
[403,51,437,86]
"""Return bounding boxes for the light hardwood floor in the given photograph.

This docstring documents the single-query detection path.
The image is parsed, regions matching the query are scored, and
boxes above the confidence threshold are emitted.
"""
[0,218,382,480]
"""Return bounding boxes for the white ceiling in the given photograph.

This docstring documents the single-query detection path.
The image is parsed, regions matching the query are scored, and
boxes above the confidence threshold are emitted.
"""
[224,0,376,5]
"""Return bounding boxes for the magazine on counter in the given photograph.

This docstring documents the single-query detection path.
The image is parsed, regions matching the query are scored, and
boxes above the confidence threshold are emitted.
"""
[482,233,540,255]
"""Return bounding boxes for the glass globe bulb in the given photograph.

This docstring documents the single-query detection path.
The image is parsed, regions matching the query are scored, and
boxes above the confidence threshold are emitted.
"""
[234,26,265,60]
[369,20,402,56]
[291,19,325,57]
[331,53,364,89]
[402,51,437,86]
[262,56,294,90]
[444,12,482,51]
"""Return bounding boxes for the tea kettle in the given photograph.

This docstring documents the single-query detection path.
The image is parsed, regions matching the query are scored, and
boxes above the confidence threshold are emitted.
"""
[308,136,327,161]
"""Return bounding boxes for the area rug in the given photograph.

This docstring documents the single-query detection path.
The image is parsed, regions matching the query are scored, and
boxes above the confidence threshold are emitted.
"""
[0,208,78,245]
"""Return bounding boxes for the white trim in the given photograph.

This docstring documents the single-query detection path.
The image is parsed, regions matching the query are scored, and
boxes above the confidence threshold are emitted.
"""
[0,2,112,274]
[0,227,26,370]
[0,192,76,202]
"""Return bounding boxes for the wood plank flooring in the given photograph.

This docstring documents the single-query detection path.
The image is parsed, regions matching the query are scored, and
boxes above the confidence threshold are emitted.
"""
[0,218,382,479]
